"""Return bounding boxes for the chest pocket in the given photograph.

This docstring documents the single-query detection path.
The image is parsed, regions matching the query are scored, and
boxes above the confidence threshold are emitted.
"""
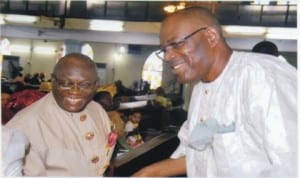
[188,118,235,151]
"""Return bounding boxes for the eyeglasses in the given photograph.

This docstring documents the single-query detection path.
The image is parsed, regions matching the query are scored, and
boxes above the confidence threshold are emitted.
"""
[53,76,97,91]
[156,27,208,60]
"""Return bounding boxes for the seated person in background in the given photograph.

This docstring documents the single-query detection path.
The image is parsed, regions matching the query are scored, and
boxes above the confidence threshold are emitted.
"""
[114,80,133,97]
[1,86,13,125]
[3,89,46,125]
[252,40,279,56]
[39,72,47,82]
[6,53,116,176]
[39,81,52,93]
[29,73,41,85]
[125,111,144,148]
[153,87,172,109]
[93,91,126,138]
[252,40,290,64]
[131,79,151,95]
[97,82,117,97]
[24,73,32,84]
[13,73,25,85]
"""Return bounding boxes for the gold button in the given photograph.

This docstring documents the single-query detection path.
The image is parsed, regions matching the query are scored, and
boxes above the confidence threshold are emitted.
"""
[80,114,87,121]
[103,164,109,170]
[91,156,99,163]
[85,132,95,140]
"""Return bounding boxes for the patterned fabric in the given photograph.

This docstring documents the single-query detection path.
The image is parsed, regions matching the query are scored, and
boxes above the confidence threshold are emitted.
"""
[3,89,46,124]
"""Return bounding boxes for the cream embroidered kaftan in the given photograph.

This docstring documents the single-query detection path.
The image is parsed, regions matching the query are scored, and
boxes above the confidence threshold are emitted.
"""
[6,92,114,176]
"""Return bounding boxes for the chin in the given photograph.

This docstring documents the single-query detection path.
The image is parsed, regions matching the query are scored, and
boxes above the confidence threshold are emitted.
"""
[62,105,85,113]
[177,76,193,84]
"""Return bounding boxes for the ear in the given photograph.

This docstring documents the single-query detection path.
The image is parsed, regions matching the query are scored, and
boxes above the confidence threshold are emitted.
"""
[205,27,219,47]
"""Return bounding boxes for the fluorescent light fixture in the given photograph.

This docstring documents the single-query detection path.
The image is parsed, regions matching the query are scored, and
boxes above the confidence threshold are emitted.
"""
[222,25,297,40]
[87,0,105,9]
[10,44,31,53]
[89,20,124,31]
[164,5,177,13]
[163,2,186,13]
[251,0,271,5]
[0,14,5,24]
[177,2,186,10]
[265,27,298,40]
[223,26,266,36]
[4,14,38,24]
[34,46,56,54]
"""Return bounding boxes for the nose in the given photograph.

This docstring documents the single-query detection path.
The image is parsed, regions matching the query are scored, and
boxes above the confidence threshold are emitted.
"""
[69,83,82,92]
[164,47,177,62]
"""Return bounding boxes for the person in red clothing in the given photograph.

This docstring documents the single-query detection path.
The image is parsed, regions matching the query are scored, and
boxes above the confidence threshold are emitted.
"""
[2,89,46,124]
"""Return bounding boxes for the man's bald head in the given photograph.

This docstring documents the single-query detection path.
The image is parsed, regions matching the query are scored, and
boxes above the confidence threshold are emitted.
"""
[53,53,98,77]
[162,6,222,34]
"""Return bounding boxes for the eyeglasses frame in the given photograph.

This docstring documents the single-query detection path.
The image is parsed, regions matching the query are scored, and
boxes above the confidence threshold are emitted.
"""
[52,75,97,91]
[156,27,208,60]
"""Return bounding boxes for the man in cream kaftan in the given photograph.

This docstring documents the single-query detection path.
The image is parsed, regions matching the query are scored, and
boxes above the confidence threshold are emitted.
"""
[6,53,116,176]
[6,92,114,176]
[171,51,297,177]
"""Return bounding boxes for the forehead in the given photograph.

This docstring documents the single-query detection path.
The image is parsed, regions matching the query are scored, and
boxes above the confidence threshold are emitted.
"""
[160,14,201,42]
[54,58,97,78]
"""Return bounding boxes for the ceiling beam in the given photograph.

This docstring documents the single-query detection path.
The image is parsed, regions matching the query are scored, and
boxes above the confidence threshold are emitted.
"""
[1,24,297,52]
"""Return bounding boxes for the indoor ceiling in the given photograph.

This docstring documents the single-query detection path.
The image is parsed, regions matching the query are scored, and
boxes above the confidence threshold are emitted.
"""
[0,1,297,52]
[0,0,297,28]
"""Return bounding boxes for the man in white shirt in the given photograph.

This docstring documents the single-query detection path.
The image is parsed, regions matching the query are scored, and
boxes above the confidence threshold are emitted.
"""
[133,6,297,177]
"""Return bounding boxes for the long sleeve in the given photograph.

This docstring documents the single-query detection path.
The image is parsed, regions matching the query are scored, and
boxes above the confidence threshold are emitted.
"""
[243,61,297,176]
[2,127,29,176]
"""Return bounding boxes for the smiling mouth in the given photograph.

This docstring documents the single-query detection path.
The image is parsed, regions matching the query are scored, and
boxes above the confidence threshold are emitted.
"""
[65,97,82,105]
[173,65,181,70]
[172,63,184,71]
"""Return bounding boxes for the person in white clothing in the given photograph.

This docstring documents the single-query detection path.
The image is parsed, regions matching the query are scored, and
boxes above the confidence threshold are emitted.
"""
[124,111,144,148]
[132,6,297,177]
[2,126,29,176]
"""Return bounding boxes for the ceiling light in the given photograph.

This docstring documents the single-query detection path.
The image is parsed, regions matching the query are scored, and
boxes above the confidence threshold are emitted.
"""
[223,26,266,36]
[164,5,177,13]
[89,20,124,32]
[222,25,297,40]
[4,14,38,24]
[163,2,186,13]
[265,27,298,40]
[87,0,105,9]
[251,0,273,5]
[0,14,5,24]
[10,44,31,53]
[34,46,56,54]
[177,2,186,10]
